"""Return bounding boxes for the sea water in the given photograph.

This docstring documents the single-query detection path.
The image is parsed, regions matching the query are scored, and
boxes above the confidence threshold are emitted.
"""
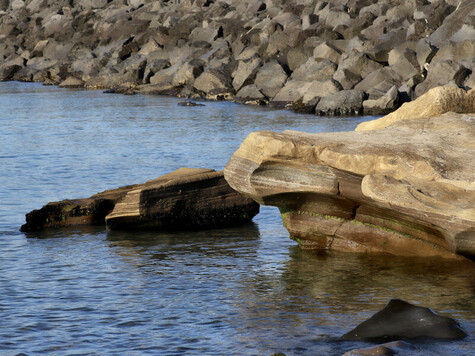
[0,82,473,355]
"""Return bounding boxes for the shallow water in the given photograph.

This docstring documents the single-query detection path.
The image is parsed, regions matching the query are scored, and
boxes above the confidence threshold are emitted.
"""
[0,82,473,355]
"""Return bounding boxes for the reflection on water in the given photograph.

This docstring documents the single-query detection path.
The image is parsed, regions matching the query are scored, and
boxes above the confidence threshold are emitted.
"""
[0,83,473,355]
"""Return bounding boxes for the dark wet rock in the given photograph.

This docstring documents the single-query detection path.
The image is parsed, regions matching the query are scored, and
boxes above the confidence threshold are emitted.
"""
[22,168,258,232]
[21,184,140,233]
[343,340,416,356]
[341,299,467,341]
[177,100,205,107]
[315,89,364,116]
[105,168,259,231]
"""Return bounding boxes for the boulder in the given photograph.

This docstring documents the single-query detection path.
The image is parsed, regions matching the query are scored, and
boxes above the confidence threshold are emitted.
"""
[290,58,337,82]
[315,89,364,116]
[415,60,470,97]
[343,341,416,356]
[193,68,234,98]
[105,168,259,230]
[22,168,259,232]
[235,84,267,104]
[313,41,342,64]
[354,68,402,98]
[232,56,262,92]
[342,299,467,341]
[58,77,85,88]
[254,60,289,99]
[270,80,314,107]
[357,86,475,131]
[363,85,399,116]
[224,110,475,259]
[302,79,342,105]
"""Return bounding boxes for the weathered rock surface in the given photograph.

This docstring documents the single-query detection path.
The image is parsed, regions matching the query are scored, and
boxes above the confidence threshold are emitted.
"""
[357,86,475,131]
[224,111,475,259]
[21,184,140,232]
[105,168,259,230]
[22,168,259,232]
[0,0,473,114]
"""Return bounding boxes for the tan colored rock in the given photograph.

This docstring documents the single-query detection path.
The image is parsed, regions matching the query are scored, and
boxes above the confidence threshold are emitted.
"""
[224,113,475,259]
[356,86,475,131]
[106,168,259,230]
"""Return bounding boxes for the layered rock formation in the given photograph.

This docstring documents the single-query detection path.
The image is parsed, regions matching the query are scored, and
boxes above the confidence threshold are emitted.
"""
[105,168,260,230]
[224,110,475,259]
[21,168,259,232]
[1,0,474,115]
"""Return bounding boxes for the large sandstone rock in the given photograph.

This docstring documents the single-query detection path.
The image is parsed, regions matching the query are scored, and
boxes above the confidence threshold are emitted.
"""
[22,168,259,232]
[357,86,475,131]
[105,168,259,230]
[224,112,475,259]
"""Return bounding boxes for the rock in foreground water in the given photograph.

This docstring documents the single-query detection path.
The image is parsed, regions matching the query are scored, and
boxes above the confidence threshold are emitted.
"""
[341,299,467,341]
[105,168,259,230]
[224,111,475,259]
[21,168,259,232]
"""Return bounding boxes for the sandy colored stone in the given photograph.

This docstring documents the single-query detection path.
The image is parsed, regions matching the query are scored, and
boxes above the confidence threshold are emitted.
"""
[224,113,475,259]
[356,86,475,131]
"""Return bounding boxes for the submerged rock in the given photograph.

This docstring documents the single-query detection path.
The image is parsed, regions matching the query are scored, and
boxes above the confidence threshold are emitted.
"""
[224,109,475,259]
[343,340,416,356]
[105,168,259,230]
[21,168,259,233]
[341,299,467,341]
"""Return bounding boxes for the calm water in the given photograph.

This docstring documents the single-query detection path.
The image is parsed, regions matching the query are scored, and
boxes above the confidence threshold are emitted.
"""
[0,82,473,355]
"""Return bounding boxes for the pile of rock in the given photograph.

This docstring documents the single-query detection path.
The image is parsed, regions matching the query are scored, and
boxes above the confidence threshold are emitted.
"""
[1,0,474,115]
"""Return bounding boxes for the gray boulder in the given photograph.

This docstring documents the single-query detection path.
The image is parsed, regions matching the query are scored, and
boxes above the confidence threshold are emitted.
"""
[254,60,288,99]
[363,85,399,116]
[315,89,364,116]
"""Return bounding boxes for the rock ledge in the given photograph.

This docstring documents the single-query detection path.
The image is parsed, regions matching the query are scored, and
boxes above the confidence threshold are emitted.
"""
[224,112,475,259]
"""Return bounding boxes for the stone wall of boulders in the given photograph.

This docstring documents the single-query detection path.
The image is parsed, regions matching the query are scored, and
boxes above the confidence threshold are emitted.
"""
[1,0,474,115]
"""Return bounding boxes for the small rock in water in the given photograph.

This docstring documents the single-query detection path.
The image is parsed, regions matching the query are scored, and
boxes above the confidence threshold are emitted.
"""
[343,340,416,355]
[341,299,467,341]
[177,100,205,106]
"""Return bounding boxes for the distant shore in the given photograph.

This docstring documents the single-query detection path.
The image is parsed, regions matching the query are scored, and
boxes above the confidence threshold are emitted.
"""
[1,0,473,115]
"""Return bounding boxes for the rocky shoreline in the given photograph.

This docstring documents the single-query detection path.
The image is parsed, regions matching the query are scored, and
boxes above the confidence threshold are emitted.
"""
[1,0,474,115]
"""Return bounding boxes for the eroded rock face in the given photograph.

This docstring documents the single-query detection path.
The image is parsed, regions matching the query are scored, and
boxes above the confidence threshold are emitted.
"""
[105,168,259,230]
[224,112,475,259]
[21,168,259,232]
[356,86,475,131]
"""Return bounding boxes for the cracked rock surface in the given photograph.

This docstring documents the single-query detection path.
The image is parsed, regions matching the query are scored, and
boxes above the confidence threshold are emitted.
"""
[224,109,475,259]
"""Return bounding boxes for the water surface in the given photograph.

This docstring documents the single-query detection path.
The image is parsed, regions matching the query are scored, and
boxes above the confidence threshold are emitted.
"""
[0,82,473,355]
